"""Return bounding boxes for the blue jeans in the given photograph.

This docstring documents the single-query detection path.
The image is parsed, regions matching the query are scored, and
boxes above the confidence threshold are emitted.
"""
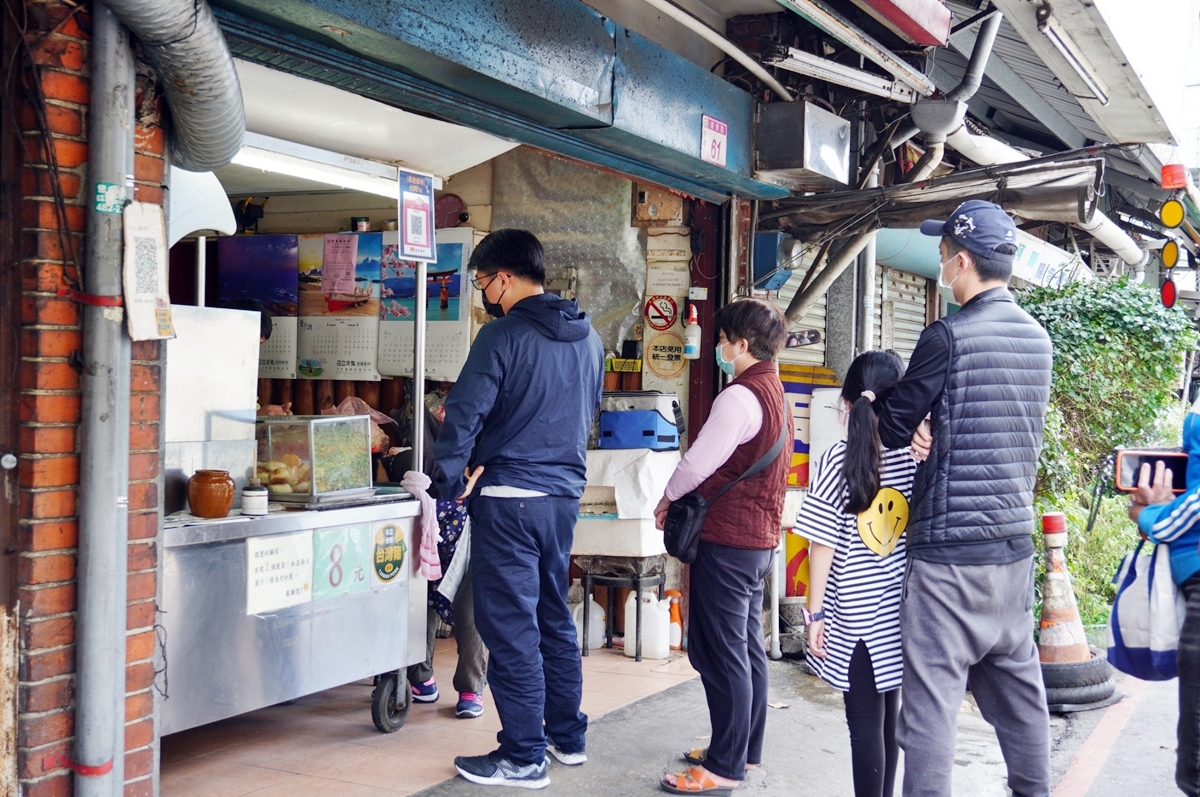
[469,495,587,766]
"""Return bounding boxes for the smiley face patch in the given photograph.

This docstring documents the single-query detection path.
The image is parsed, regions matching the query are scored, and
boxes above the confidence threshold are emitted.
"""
[856,487,909,558]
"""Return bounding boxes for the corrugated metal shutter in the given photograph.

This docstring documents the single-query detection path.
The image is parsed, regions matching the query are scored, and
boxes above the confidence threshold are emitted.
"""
[871,268,928,362]
[773,257,827,367]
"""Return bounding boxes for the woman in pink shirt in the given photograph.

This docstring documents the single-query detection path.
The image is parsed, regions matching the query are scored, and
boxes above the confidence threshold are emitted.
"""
[654,298,790,796]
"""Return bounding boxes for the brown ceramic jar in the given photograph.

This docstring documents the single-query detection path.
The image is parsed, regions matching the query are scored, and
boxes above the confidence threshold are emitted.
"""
[187,470,235,519]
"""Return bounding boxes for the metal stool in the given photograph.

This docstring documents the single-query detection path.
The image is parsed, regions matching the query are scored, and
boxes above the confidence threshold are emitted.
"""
[580,571,666,662]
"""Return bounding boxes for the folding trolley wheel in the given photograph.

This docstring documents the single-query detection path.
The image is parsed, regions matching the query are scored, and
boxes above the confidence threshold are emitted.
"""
[371,670,412,733]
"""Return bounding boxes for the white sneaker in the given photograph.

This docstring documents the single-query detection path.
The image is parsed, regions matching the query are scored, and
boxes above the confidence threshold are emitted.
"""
[545,743,587,766]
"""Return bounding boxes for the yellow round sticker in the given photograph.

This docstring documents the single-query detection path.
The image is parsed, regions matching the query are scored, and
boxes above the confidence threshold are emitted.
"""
[856,487,909,558]
[1164,239,1180,269]
[1161,199,1185,229]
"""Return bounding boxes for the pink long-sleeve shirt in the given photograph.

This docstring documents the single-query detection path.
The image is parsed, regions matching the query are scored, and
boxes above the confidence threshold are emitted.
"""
[664,385,763,501]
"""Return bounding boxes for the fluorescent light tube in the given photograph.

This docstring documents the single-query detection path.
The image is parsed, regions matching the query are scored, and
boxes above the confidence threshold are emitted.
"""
[1036,3,1110,105]
[770,47,918,102]
[231,132,402,197]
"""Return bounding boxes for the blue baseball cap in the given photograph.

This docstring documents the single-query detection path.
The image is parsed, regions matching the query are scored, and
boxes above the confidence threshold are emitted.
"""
[919,200,1017,264]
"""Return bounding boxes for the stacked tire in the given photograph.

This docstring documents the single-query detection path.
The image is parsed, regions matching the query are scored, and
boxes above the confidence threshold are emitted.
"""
[1041,647,1115,709]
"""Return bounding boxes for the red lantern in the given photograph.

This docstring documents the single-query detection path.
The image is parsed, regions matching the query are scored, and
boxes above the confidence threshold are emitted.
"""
[1162,277,1178,308]
[1162,163,1188,190]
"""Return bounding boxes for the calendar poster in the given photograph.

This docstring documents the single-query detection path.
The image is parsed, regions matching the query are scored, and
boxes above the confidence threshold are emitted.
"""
[297,232,383,380]
[298,316,381,381]
[378,227,473,380]
[216,235,299,379]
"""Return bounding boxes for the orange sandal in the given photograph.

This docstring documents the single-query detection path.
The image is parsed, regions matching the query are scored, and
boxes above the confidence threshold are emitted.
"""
[660,766,735,795]
[682,749,755,772]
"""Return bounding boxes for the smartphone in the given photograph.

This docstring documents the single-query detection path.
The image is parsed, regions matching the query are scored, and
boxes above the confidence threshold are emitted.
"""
[1114,449,1189,494]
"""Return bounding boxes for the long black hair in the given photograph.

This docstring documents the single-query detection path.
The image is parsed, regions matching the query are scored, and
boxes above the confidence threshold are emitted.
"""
[841,350,905,514]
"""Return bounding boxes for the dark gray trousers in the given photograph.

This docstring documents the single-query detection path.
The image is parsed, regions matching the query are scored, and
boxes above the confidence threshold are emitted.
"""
[1177,574,1200,796]
[897,557,1050,797]
[408,562,488,694]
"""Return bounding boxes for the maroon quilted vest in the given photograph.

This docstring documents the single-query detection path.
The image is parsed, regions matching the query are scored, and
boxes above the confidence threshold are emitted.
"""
[697,360,790,550]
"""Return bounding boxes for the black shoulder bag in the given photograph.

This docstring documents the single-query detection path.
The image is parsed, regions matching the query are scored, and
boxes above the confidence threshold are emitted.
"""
[662,407,789,564]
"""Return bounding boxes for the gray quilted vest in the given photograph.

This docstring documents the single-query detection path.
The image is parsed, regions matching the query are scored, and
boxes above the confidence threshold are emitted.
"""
[907,288,1052,558]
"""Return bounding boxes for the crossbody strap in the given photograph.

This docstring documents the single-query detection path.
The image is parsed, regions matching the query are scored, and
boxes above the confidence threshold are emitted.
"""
[709,397,790,505]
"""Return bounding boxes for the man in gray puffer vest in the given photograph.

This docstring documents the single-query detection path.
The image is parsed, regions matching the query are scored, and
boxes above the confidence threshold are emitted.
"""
[878,200,1053,797]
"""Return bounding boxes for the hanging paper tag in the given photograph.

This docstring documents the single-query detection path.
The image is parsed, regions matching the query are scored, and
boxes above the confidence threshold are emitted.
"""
[122,201,175,340]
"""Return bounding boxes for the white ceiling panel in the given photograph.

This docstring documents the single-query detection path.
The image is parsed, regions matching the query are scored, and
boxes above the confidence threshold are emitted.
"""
[234,59,519,180]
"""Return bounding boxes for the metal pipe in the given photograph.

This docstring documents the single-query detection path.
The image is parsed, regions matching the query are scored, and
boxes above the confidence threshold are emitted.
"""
[857,168,879,349]
[906,143,945,183]
[727,199,741,304]
[786,230,877,323]
[893,11,1002,149]
[638,0,794,101]
[943,126,1150,270]
[104,0,244,170]
[946,12,1002,103]
[412,261,428,473]
[196,235,206,307]
[77,4,133,794]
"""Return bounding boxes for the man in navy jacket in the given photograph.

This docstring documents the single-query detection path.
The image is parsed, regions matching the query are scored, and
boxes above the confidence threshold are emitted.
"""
[435,229,604,789]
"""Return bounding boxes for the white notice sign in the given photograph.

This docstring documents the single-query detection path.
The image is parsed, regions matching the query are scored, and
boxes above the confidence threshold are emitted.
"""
[701,114,728,167]
[246,531,314,615]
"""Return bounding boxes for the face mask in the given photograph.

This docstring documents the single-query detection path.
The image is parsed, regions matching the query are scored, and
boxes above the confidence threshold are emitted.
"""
[937,252,963,290]
[715,342,741,376]
[482,275,508,319]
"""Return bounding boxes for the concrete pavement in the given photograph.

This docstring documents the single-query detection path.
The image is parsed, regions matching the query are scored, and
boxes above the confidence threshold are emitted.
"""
[416,659,1183,797]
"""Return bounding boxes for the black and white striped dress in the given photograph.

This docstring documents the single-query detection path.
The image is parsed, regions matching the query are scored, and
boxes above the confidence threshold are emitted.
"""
[794,442,917,692]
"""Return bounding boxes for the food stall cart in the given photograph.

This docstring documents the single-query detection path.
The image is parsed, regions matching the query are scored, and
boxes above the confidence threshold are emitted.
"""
[159,253,437,736]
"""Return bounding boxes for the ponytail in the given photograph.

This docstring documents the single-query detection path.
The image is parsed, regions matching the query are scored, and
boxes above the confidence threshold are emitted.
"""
[839,350,904,515]
[843,395,882,514]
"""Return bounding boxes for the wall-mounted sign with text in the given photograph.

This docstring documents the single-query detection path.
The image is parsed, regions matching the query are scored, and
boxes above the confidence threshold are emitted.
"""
[399,169,437,263]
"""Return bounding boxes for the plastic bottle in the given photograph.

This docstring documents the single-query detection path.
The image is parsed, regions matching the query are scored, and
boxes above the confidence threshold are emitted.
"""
[241,477,269,516]
[665,589,684,650]
[683,304,702,360]
[623,591,671,659]
[572,597,606,651]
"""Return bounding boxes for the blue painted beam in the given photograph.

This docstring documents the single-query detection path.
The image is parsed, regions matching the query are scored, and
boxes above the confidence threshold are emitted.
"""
[212,1,790,200]
[215,8,786,201]
[570,26,760,189]
[213,0,616,130]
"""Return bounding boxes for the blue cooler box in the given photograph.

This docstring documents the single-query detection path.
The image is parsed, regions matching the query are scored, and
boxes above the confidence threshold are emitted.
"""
[598,410,680,450]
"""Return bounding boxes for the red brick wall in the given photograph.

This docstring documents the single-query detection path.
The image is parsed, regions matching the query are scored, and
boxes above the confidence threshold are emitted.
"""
[15,2,165,794]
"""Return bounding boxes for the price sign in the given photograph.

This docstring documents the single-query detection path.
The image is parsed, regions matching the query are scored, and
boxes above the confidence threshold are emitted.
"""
[645,295,678,331]
[701,115,728,168]
[312,524,373,601]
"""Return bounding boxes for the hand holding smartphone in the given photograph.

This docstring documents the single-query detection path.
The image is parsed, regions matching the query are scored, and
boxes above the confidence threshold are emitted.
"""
[1114,450,1188,495]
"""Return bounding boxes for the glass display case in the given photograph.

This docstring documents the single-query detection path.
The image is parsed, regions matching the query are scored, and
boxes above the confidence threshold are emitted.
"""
[256,415,374,504]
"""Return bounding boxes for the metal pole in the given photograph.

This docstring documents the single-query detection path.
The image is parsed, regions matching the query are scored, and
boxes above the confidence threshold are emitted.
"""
[196,235,206,307]
[412,261,427,470]
[77,4,133,794]
[726,199,740,305]
[856,168,878,351]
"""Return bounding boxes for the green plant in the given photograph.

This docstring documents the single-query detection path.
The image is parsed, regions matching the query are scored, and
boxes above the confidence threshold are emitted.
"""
[1018,278,1194,627]
[1017,278,1196,498]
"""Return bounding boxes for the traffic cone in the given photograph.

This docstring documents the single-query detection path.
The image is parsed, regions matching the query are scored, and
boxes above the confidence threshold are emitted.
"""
[1037,512,1092,663]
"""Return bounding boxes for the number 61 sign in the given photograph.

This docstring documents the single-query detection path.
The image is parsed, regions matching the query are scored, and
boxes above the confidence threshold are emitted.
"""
[700,114,728,168]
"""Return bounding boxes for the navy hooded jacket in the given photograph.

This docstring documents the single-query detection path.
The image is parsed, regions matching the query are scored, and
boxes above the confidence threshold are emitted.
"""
[432,293,604,500]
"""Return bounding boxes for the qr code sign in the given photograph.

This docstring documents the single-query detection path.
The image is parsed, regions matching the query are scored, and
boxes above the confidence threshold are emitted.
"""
[133,236,158,294]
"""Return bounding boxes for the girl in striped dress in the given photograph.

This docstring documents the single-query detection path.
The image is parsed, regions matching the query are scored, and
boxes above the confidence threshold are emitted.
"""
[793,350,916,797]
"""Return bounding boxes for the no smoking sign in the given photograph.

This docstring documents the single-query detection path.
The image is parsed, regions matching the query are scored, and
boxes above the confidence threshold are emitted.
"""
[645,295,678,331]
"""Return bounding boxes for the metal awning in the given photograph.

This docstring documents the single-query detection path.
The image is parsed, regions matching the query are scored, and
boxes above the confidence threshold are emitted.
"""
[764,156,1105,239]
